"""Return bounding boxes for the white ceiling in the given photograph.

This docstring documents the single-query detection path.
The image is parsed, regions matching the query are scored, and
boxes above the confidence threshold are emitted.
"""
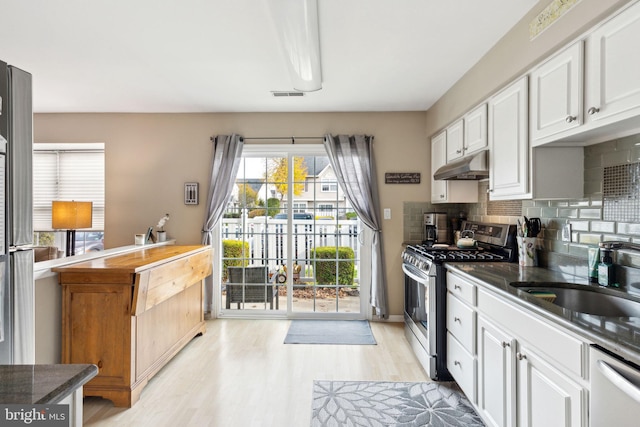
[0,0,539,113]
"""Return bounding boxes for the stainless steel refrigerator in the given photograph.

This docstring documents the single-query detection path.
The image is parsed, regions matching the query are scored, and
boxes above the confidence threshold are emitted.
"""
[0,60,34,364]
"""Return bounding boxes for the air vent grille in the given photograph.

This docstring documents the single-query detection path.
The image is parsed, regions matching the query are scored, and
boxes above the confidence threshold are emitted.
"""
[271,91,305,97]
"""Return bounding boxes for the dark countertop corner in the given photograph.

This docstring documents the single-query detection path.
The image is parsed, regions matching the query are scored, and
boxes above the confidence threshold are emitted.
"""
[0,364,98,404]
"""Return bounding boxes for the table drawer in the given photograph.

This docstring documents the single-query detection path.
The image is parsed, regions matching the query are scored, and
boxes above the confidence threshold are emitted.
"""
[447,292,475,354]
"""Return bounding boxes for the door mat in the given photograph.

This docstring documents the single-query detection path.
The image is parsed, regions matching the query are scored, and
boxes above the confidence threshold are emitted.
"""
[284,320,376,345]
[311,380,485,426]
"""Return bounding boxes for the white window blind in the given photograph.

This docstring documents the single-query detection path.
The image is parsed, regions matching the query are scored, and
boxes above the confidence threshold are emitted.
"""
[33,144,105,231]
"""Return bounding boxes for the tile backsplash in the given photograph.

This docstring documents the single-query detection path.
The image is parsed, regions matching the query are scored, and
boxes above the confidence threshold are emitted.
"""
[403,133,640,278]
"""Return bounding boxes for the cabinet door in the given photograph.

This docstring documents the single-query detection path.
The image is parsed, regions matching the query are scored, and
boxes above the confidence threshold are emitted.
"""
[517,344,585,427]
[530,42,583,145]
[431,130,447,203]
[446,119,464,162]
[488,76,529,200]
[477,316,516,427]
[464,103,488,155]
[585,1,640,125]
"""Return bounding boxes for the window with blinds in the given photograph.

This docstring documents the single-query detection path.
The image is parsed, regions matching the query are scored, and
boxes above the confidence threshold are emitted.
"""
[33,143,105,231]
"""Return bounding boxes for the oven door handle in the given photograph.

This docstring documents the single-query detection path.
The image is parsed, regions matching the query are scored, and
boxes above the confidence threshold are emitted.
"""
[402,263,430,284]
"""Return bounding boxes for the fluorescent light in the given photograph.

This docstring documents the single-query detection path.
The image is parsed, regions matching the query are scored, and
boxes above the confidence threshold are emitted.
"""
[267,0,322,92]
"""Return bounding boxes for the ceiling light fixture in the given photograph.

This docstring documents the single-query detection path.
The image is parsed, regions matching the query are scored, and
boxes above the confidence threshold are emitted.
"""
[267,0,322,92]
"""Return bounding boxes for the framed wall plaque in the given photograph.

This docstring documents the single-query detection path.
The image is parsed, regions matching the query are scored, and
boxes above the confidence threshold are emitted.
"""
[184,182,199,205]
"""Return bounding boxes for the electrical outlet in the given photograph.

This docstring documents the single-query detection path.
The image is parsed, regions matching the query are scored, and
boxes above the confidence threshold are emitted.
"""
[562,223,572,242]
[383,208,391,220]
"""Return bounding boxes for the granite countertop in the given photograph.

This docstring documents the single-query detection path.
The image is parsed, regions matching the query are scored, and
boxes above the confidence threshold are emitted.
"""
[0,364,98,404]
[445,263,640,366]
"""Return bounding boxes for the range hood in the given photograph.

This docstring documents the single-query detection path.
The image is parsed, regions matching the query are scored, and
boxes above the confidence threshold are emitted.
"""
[433,150,489,180]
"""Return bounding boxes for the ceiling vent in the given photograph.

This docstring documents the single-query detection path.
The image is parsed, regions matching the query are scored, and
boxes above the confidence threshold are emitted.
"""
[271,91,305,97]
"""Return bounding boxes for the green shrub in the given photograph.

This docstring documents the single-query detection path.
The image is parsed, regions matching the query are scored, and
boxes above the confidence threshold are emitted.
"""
[222,240,249,280]
[313,246,355,286]
[266,198,280,218]
[345,212,358,220]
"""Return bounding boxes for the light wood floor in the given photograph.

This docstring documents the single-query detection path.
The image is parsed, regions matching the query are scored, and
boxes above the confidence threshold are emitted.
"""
[83,319,430,427]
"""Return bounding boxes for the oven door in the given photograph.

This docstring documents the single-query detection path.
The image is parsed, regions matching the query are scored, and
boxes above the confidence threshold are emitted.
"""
[403,262,437,366]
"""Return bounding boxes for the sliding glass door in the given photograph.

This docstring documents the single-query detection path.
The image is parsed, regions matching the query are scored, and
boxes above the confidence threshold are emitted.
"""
[218,144,369,318]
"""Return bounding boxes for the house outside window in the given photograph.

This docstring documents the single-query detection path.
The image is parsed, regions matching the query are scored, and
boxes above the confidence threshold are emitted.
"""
[321,179,338,192]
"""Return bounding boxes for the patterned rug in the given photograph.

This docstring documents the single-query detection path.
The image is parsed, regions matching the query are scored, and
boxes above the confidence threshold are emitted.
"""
[311,380,485,427]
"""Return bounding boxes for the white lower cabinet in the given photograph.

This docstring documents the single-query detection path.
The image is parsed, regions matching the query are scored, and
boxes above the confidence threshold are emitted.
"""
[447,271,589,427]
[477,315,516,427]
[516,343,585,427]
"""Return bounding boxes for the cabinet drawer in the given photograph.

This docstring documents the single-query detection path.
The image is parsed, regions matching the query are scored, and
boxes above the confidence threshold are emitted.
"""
[447,332,476,404]
[447,292,475,354]
[477,287,587,379]
[447,272,476,306]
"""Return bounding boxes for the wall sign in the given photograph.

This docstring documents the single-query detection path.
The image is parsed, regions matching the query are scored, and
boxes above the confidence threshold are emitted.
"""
[530,0,582,39]
[385,172,421,184]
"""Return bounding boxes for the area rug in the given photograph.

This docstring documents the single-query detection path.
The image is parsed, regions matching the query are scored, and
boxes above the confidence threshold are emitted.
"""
[311,380,485,427]
[284,320,376,345]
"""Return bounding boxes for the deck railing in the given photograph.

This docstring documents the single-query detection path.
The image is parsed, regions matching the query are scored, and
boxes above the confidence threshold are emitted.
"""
[221,217,361,283]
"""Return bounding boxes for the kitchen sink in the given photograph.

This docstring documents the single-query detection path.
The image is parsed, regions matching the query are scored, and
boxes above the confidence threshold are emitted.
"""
[509,282,640,317]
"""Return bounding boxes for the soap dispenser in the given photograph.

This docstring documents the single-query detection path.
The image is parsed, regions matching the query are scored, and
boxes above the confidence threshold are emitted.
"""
[597,249,615,287]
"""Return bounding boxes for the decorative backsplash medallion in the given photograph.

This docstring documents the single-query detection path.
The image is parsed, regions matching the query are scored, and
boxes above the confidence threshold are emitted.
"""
[603,162,640,222]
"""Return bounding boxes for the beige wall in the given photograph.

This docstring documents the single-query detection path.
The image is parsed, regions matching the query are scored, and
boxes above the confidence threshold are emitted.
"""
[425,0,633,138]
[34,112,428,316]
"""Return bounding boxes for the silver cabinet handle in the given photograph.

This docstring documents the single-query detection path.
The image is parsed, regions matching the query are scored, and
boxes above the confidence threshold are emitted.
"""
[502,341,510,348]
[456,149,462,154]
[440,194,445,199]
[454,360,461,366]
[454,284,461,290]
[597,360,640,403]
[565,115,576,123]
[454,317,461,323]
[517,352,527,360]
[588,107,600,115]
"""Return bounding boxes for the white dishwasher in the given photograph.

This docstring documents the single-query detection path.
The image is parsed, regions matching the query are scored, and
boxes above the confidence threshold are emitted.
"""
[590,345,640,426]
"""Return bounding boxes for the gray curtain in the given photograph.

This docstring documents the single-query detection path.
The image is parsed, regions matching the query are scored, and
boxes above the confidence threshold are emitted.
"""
[323,134,388,319]
[201,134,244,314]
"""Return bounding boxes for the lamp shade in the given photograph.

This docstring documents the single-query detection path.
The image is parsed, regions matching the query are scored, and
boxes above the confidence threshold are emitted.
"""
[52,201,93,230]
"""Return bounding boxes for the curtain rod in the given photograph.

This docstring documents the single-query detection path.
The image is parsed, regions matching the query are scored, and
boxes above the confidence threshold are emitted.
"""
[210,136,325,143]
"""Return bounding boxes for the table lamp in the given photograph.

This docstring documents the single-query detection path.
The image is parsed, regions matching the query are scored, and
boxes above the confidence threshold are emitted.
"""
[52,201,93,257]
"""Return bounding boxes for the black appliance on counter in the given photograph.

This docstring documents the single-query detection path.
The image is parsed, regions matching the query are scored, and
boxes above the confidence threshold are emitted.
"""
[402,220,517,380]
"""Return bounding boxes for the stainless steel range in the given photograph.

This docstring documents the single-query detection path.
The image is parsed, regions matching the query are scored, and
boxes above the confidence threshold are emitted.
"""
[402,220,517,380]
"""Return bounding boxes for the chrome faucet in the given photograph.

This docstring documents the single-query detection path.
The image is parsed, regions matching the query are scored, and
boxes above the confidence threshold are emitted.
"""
[599,241,640,252]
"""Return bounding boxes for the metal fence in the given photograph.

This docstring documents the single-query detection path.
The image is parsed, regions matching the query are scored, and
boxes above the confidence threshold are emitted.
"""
[221,217,361,282]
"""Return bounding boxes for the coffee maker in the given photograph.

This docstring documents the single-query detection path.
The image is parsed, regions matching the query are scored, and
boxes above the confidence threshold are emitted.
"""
[423,213,449,246]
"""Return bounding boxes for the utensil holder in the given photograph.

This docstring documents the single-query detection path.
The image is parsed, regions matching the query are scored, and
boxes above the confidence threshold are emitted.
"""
[517,236,539,267]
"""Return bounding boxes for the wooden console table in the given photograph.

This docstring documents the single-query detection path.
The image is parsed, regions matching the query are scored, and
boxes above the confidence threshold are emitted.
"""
[54,245,212,407]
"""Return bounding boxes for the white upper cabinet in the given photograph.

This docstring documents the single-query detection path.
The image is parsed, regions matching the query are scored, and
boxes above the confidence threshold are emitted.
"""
[446,119,464,163]
[431,130,478,204]
[530,42,583,145]
[431,130,448,203]
[463,103,488,155]
[446,105,487,163]
[488,76,529,200]
[585,1,640,127]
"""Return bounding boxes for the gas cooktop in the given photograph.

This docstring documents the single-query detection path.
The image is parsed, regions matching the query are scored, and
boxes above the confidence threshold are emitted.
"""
[403,220,518,267]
